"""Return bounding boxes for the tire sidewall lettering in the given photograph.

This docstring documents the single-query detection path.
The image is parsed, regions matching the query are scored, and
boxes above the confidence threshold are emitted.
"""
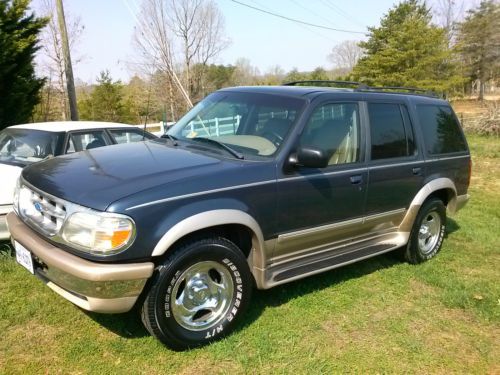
[417,205,446,260]
[163,256,244,340]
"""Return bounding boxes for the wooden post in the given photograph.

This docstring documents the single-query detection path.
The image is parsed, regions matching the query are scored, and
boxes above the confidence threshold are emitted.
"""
[56,0,79,120]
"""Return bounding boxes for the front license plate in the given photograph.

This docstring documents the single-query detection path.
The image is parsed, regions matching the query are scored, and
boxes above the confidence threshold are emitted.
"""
[15,241,34,274]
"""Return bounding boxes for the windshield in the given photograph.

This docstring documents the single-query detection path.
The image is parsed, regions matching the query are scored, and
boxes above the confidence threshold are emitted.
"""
[0,128,60,166]
[168,91,305,159]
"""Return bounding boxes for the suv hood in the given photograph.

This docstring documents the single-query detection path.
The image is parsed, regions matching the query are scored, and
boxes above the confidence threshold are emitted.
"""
[0,163,23,206]
[22,141,231,211]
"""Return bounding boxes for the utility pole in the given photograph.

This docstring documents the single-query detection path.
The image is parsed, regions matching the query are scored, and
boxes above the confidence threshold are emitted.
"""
[56,0,79,120]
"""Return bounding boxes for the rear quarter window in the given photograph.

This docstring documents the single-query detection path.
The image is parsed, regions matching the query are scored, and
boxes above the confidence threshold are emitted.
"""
[416,105,467,155]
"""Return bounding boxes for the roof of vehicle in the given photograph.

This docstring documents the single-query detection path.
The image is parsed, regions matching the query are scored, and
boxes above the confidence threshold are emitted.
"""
[7,121,138,132]
[220,84,449,104]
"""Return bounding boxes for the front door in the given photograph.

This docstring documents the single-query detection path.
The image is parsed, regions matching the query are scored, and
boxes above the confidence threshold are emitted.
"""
[274,101,367,259]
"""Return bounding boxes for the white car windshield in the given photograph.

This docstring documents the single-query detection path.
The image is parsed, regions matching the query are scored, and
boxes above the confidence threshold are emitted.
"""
[0,128,59,166]
[168,91,305,159]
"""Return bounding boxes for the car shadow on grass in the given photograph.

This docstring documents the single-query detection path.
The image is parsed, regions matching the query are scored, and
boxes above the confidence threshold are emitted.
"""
[85,251,402,341]
[446,218,460,236]
[0,241,13,255]
[238,252,402,332]
[84,307,150,339]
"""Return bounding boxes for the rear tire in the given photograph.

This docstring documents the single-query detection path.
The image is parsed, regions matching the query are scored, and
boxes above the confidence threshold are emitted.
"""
[141,237,252,350]
[405,198,446,264]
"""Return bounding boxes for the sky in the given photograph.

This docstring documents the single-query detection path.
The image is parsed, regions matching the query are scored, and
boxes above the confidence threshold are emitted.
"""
[30,0,477,84]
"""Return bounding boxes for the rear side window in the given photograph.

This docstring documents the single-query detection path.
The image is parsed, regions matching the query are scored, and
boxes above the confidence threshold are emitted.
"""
[66,131,107,153]
[417,105,467,155]
[368,103,414,160]
[109,129,155,144]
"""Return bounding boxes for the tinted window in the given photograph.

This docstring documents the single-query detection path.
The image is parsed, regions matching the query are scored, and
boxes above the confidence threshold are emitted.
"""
[417,105,467,154]
[300,103,360,165]
[369,103,409,160]
[400,105,416,156]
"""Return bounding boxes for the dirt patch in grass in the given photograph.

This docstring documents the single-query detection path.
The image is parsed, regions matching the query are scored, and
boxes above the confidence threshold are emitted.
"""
[410,307,499,371]
[0,321,66,372]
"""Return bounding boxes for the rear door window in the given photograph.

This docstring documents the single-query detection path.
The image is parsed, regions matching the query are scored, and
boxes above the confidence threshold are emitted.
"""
[368,103,415,160]
[416,105,467,155]
[108,129,155,144]
[66,131,108,153]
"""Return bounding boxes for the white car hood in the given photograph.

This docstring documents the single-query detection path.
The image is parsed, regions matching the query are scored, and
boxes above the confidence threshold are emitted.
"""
[0,163,22,206]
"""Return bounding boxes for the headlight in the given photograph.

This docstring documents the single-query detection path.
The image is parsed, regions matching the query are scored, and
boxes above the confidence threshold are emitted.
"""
[13,177,21,214]
[62,211,135,255]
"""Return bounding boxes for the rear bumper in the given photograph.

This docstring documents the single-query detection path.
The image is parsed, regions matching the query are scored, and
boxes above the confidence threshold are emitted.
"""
[7,212,154,313]
[0,205,13,240]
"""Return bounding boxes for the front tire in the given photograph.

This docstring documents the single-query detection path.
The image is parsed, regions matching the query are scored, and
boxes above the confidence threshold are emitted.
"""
[405,197,446,264]
[141,237,252,350]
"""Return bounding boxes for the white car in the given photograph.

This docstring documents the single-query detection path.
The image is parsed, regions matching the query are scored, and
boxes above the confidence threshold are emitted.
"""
[0,121,157,239]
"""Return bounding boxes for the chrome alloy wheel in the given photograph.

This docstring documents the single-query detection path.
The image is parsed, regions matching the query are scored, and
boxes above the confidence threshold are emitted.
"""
[418,211,441,255]
[171,261,234,331]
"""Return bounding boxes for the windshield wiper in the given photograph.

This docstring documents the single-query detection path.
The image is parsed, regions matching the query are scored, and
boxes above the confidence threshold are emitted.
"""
[191,137,244,159]
[163,133,178,146]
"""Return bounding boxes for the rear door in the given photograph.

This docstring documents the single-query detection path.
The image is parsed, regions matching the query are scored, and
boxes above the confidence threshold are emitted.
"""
[364,101,424,228]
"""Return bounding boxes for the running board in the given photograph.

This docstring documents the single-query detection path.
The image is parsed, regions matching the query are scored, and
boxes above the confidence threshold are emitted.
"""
[263,234,408,288]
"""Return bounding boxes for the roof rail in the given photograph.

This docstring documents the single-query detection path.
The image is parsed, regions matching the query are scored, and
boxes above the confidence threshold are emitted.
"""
[282,80,439,98]
[359,86,439,97]
[283,80,369,89]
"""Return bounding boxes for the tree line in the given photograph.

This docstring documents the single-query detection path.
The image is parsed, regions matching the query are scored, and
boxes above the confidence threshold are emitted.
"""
[0,0,498,130]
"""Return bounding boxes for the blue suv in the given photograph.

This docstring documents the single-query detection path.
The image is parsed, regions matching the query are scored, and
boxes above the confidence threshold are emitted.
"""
[7,81,471,350]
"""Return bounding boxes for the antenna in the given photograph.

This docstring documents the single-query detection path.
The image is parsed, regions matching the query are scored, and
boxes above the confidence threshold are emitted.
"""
[143,76,153,140]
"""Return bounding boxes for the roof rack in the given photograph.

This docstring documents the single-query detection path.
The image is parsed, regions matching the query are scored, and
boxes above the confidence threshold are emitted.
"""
[283,80,368,89]
[282,80,439,98]
[361,86,438,97]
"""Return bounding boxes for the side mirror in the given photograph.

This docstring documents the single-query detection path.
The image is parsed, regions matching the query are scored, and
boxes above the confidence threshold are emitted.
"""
[292,146,329,168]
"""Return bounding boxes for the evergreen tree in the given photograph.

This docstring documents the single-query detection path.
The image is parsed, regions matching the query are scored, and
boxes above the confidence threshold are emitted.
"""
[456,1,500,100]
[0,0,47,129]
[309,67,329,81]
[351,0,462,94]
[78,71,128,122]
[284,68,309,83]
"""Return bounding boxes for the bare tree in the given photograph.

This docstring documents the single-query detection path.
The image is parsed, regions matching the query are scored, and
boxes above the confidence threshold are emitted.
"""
[327,40,364,73]
[231,58,260,86]
[133,0,229,109]
[196,1,230,65]
[432,0,466,44]
[38,0,83,120]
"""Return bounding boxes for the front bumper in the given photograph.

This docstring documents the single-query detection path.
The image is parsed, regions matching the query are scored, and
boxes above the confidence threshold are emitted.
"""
[0,204,13,240]
[7,212,154,313]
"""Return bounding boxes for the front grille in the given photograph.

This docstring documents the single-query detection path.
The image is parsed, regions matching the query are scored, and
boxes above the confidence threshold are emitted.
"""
[18,184,67,236]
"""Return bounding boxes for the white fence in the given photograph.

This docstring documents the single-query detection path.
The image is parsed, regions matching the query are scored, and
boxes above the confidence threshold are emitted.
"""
[133,122,175,137]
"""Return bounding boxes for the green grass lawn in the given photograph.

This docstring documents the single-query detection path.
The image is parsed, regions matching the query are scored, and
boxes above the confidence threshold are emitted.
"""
[0,134,498,374]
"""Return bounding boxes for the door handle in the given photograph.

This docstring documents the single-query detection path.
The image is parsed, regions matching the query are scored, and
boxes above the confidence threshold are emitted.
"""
[350,175,363,185]
[412,167,422,175]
